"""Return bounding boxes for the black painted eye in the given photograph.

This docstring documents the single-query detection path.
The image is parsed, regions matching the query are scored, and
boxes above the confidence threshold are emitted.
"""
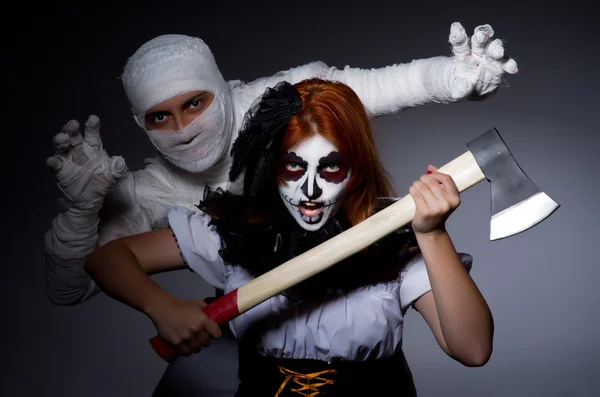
[281,162,305,180]
[320,163,349,183]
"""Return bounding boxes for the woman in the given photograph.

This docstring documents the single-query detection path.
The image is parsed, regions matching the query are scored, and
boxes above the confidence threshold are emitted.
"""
[85,78,493,396]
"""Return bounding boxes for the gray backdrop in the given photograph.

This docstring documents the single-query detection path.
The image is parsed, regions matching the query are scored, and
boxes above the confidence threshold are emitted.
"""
[3,1,599,396]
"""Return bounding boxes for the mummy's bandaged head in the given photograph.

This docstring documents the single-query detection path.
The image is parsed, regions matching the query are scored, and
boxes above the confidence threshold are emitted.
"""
[279,134,350,231]
[122,34,234,173]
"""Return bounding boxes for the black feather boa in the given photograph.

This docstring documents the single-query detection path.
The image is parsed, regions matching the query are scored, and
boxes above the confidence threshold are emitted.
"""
[197,187,419,302]
[228,81,303,198]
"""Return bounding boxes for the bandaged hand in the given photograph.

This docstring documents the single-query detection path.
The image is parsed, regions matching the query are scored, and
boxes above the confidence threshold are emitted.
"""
[447,22,518,100]
[46,115,127,213]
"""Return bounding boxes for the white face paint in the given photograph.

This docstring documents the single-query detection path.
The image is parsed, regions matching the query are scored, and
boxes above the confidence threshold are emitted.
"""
[279,134,351,231]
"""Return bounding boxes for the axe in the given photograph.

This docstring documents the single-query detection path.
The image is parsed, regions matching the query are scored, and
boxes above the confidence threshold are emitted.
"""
[149,127,559,361]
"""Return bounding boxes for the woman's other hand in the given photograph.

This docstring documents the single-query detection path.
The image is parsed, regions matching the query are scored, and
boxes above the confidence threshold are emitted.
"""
[145,296,223,356]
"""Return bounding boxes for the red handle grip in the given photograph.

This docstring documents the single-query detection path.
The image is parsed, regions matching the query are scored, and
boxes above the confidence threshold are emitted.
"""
[149,290,239,361]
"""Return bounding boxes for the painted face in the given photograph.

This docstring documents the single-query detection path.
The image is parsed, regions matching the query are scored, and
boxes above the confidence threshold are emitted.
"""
[279,134,351,231]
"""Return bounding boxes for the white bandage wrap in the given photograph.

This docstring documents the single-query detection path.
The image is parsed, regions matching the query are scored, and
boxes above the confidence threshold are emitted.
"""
[122,34,228,123]
[329,56,455,117]
[146,92,233,173]
[45,207,101,305]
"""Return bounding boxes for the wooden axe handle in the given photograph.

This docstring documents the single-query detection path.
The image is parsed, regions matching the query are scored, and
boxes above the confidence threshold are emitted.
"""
[150,151,485,361]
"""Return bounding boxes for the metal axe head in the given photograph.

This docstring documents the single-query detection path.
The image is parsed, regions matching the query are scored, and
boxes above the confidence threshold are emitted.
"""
[466,128,560,240]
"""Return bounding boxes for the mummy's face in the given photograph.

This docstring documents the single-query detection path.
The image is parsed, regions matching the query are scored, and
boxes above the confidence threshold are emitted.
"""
[278,134,351,231]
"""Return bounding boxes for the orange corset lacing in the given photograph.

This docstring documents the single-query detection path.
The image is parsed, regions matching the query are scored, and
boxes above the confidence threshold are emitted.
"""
[274,365,337,396]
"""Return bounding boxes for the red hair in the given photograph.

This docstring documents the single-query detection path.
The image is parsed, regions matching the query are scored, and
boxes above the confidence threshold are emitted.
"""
[276,78,395,226]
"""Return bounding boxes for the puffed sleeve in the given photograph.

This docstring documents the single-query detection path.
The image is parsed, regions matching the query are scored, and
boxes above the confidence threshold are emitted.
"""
[399,253,473,312]
[167,206,228,290]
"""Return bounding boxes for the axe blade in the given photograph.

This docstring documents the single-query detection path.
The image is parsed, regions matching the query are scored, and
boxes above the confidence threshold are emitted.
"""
[467,128,560,240]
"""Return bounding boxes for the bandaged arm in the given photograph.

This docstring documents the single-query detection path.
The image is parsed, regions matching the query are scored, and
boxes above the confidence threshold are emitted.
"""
[241,22,515,117]
[327,57,456,117]
[45,161,173,306]
[236,57,455,120]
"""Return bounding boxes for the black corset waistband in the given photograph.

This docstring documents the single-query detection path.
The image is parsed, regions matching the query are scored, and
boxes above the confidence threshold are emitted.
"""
[235,344,417,397]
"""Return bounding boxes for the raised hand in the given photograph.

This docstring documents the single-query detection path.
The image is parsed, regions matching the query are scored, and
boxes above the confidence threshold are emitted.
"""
[448,22,519,100]
[409,165,461,235]
[46,115,127,211]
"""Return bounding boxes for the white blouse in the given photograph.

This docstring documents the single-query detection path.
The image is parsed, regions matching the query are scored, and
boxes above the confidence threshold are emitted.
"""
[168,206,472,364]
